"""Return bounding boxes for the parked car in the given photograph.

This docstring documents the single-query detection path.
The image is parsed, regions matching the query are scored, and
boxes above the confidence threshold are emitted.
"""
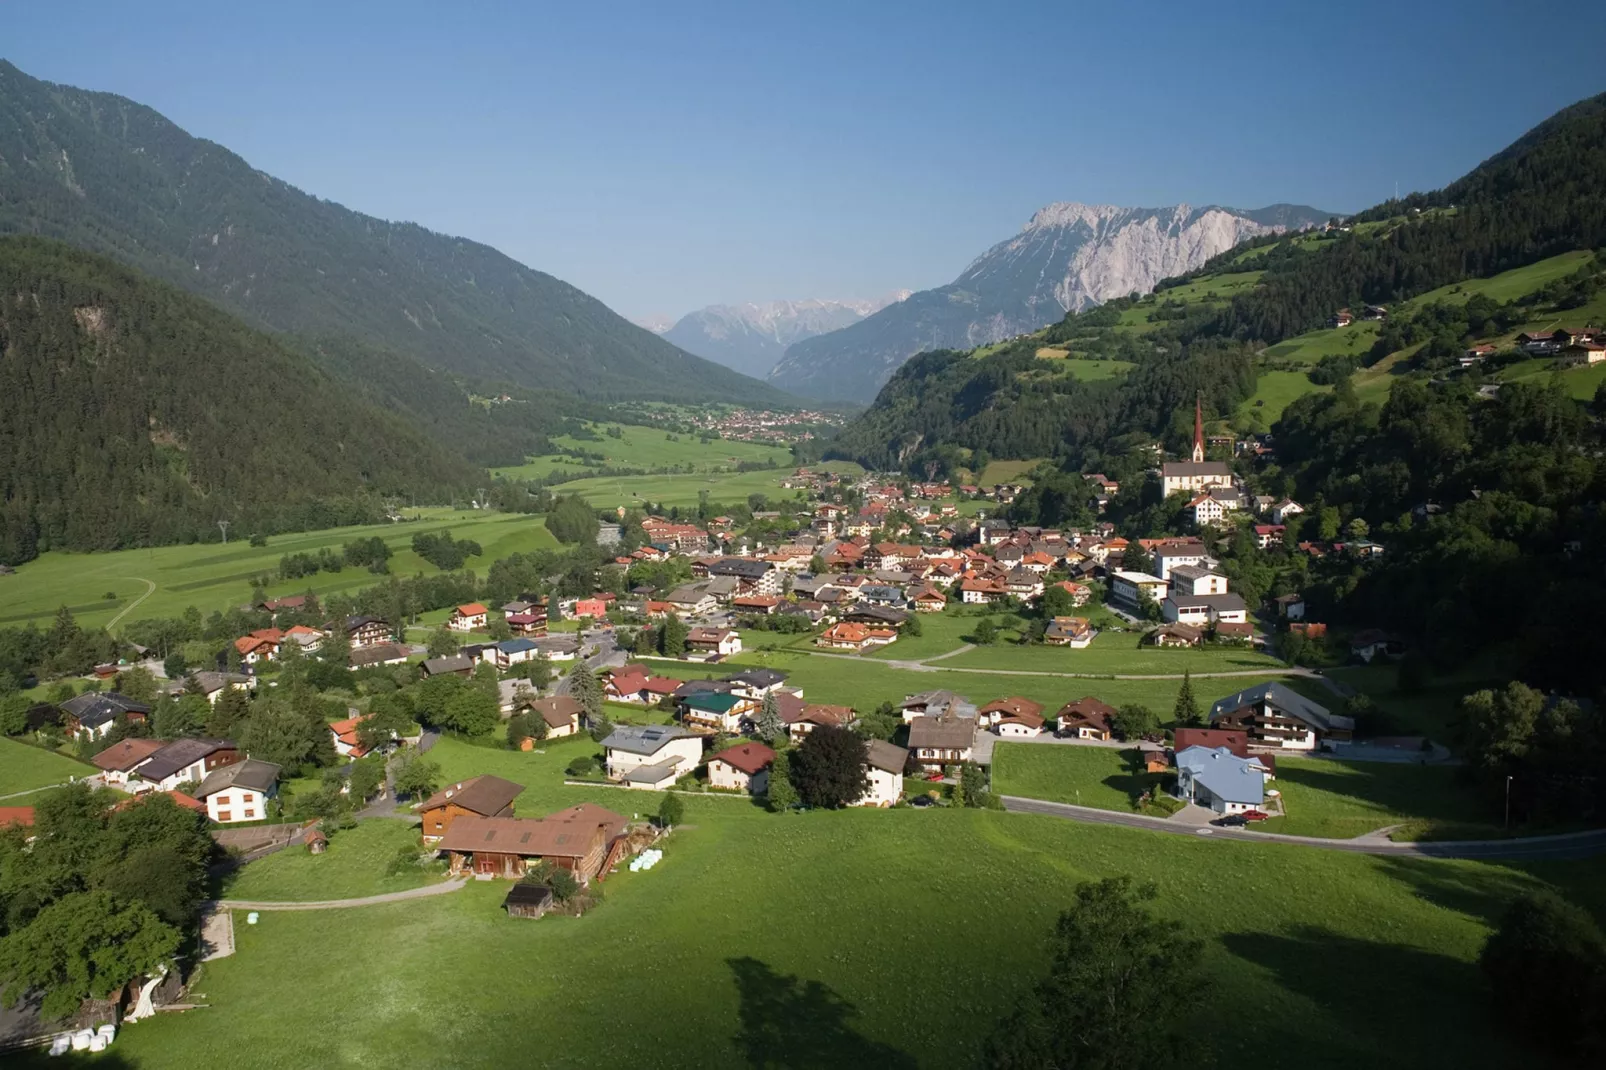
[1242,810,1270,822]
[1212,814,1248,827]
[910,795,935,808]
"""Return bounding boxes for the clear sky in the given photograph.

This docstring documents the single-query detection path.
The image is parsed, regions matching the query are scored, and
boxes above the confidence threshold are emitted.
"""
[8,1,1605,322]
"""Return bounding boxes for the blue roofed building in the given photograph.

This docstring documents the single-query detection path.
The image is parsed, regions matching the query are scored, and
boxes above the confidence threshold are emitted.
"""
[1174,745,1268,814]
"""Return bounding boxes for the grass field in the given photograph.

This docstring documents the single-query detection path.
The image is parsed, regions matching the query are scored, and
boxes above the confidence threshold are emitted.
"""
[217,819,442,901]
[1401,251,1593,310]
[699,647,1291,720]
[1257,757,1499,841]
[940,631,1284,677]
[1500,357,1606,400]
[1242,369,1330,425]
[544,462,863,511]
[105,753,1600,1069]
[1263,321,1381,365]
[0,509,561,631]
[491,422,792,481]
[991,742,1155,811]
[0,738,95,797]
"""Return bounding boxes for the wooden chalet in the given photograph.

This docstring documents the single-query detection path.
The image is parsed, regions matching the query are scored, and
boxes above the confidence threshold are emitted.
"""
[436,803,628,883]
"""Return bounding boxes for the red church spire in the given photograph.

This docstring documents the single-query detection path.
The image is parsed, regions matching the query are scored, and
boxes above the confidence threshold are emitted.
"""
[1191,392,1205,463]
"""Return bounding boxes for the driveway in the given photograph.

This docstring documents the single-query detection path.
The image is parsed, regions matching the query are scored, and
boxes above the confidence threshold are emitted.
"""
[209,879,467,911]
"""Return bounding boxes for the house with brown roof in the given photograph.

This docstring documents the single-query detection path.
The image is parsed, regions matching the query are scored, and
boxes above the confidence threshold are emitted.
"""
[857,739,907,807]
[976,697,1044,731]
[815,621,897,652]
[907,713,976,771]
[685,627,742,657]
[514,696,583,741]
[1056,697,1117,741]
[1043,616,1094,648]
[90,737,165,786]
[419,775,526,842]
[1150,622,1203,648]
[784,703,855,744]
[436,803,628,883]
[708,742,775,795]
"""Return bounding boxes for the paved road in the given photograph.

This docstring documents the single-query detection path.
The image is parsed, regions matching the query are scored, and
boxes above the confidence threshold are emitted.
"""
[1001,796,1606,860]
[210,878,468,911]
[106,577,157,633]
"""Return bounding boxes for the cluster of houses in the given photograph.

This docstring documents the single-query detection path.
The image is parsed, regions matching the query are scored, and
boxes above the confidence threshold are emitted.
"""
[1107,537,1253,646]
[87,731,281,825]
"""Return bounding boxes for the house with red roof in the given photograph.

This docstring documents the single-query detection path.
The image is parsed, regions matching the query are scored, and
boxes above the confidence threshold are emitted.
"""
[707,742,775,795]
[234,628,285,664]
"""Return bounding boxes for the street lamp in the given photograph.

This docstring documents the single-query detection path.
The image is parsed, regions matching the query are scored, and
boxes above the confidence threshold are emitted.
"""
[1504,775,1513,830]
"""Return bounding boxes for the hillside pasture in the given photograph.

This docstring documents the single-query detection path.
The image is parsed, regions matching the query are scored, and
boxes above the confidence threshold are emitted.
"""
[0,738,95,797]
[0,509,560,631]
[491,421,792,481]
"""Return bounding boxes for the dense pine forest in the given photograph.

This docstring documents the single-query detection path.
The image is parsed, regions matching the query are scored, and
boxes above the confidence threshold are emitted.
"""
[0,238,481,564]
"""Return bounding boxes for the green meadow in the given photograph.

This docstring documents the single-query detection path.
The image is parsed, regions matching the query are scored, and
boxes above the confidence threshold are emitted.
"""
[106,731,1603,1069]
[490,421,793,481]
[0,508,560,631]
[0,738,96,797]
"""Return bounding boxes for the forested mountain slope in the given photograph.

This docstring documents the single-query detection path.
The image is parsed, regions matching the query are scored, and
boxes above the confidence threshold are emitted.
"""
[832,91,1606,472]
[0,61,789,405]
[0,237,480,564]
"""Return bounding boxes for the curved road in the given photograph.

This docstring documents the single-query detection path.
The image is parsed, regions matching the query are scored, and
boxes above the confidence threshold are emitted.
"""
[1002,796,1606,861]
[106,577,157,633]
[209,878,467,911]
[798,645,1332,683]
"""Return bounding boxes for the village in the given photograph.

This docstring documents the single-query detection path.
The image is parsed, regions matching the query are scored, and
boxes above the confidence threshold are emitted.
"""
[0,393,1566,1060]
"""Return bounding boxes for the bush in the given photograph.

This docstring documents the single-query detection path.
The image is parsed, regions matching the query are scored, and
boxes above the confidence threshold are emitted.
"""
[565,754,598,777]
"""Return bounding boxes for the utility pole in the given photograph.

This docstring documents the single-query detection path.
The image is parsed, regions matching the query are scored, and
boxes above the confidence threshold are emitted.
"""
[217,520,230,545]
[1504,775,1513,829]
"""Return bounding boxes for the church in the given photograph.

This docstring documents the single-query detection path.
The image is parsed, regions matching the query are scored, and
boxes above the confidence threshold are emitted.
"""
[1160,396,1234,498]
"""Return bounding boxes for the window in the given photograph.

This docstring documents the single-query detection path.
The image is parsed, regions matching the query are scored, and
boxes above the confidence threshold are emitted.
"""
[218,811,232,822]
[243,809,255,819]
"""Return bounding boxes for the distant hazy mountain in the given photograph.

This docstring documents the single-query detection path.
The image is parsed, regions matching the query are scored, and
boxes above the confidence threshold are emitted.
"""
[0,60,788,406]
[662,293,911,379]
[770,202,1328,401]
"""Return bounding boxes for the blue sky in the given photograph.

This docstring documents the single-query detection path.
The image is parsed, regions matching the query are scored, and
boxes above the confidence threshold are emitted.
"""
[8,1,1605,321]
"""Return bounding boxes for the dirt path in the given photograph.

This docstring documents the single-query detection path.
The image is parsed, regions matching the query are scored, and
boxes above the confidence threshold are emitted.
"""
[107,577,157,633]
[209,878,468,911]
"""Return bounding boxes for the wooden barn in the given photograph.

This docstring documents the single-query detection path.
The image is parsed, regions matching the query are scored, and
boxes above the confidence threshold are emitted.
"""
[435,803,628,884]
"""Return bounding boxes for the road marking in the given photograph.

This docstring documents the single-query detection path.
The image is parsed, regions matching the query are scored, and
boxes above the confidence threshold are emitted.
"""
[1195,828,1215,835]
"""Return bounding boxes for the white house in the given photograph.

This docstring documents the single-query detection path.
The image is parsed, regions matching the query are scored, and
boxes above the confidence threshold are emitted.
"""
[1271,499,1304,526]
[601,725,704,790]
[686,627,743,657]
[193,759,281,824]
[1110,570,1169,609]
[448,603,490,632]
[1187,494,1227,528]
[1151,545,1210,580]
[1162,593,1250,627]
[483,638,541,670]
[1168,565,1228,597]
[134,739,241,792]
[707,743,774,795]
[1174,746,1265,814]
[856,740,906,807]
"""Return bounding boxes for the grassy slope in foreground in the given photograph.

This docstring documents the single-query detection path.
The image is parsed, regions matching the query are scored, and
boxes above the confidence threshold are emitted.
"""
[0,509,559,631]
[112,766,1593,1070]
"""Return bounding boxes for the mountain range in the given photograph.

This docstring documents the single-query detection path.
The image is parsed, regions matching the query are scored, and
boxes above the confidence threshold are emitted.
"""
[771,202,1329,402]
[0,60,785,406]
[659,293,911,379]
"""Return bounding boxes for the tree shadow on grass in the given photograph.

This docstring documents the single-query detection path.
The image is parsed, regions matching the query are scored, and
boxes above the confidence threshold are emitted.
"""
[1220,925,1517,1066]
[1372,854,1547,925]
[728,956,917,1069]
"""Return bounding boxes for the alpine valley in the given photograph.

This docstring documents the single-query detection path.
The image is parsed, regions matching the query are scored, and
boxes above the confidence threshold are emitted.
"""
[659,293,911,380]
[770,202,1328,401]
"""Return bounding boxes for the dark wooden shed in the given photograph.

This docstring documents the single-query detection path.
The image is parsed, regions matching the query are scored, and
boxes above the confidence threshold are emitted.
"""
[503,883,553,919]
